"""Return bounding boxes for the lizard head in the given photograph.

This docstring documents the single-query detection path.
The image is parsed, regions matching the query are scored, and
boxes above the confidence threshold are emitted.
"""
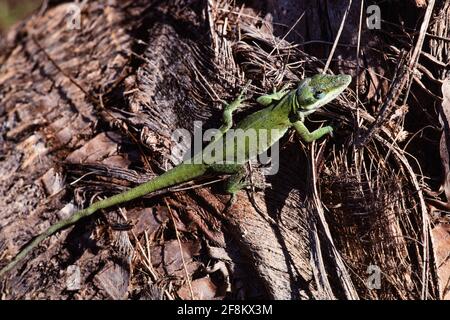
[294,74,351,114]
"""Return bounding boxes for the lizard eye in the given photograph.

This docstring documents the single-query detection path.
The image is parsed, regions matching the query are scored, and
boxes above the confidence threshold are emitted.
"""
[314,91,325,100]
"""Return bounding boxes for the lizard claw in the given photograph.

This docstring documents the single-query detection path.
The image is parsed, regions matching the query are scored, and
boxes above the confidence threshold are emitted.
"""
[328,126,334,138]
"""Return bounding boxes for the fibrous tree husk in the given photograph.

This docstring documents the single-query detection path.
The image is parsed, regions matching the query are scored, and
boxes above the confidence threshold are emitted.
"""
[0,0,447,300]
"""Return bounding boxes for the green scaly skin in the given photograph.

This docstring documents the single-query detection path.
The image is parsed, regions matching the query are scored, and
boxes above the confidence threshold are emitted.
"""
[0,74,351,278]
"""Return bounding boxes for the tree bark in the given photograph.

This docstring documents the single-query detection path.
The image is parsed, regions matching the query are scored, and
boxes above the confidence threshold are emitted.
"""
[0,0,444,300]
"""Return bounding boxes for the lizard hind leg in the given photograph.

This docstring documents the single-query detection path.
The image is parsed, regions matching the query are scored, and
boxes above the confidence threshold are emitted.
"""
[214,81,252,139]
[223,165,248,204]
[210,164,248,204]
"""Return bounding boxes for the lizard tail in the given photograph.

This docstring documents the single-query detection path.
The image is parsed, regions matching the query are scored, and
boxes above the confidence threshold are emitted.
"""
[0,163,208,278]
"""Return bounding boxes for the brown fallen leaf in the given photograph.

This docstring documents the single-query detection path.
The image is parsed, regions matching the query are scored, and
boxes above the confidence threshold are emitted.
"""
[177,277,220,300]
[431,224,450,299]
[149,240,202,278]
[94,262,130,299]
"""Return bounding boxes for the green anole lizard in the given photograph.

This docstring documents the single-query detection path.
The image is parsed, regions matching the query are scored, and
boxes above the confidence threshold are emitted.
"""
[0,73,351,278]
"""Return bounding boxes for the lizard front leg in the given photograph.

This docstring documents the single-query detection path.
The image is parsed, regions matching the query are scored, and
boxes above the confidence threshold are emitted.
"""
[293,121,333,143]
[256,84,290,106]
[213,81,251,140]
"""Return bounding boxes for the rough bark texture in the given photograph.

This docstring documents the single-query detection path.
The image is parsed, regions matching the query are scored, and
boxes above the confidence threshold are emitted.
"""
[0,0,447,300]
